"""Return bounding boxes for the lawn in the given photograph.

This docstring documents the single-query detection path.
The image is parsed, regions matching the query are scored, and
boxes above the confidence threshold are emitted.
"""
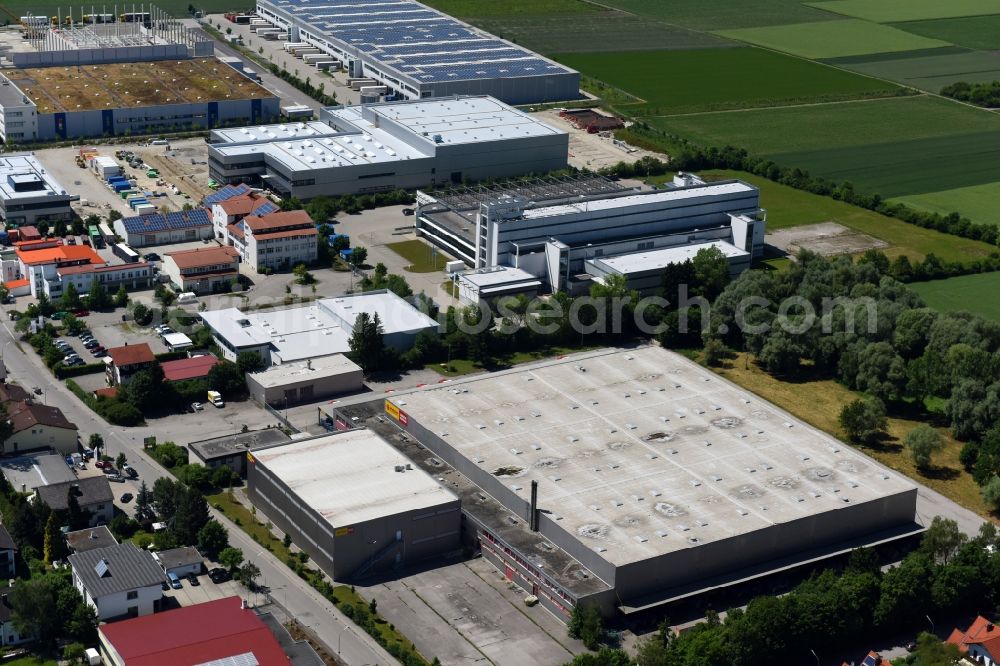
[593,0,839,30]
[555,48,901,114]
[712,353,990,516]
[418,0,592,18]
[653,169,998,263]
[910,273,1000,321]
[894,182,1000,227]
[806,0,1000,23]
[386,239,448,273]
[715,19,950,59]
[208,491,295,563]
[835,48,1000,91]
[892,15,1000,51]
[478,12,734,54]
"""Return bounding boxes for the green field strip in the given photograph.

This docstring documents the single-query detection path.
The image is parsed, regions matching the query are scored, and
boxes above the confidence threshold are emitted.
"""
[911,273,1000,321]
[715,19,951,59]
[891,15,1000,51]
[806,0,1000,23]
[821,46,969,66]
[589,0,839,31]
[893,182,1000,227]
[836,49,1000,90]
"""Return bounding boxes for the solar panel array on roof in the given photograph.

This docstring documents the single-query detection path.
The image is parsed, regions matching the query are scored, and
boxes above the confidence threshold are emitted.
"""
[202,183,252,206]
[254,201,280,216]
[261,0,576,84]
[121,209,211,234]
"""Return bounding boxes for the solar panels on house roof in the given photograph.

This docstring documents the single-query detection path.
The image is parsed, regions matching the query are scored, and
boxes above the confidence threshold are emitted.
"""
[121,209,211,234]
[202,183,253,206]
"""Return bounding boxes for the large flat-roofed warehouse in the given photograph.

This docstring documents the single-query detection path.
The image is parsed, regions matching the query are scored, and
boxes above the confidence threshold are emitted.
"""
[207,96,568,199]
[0,59,278,142]
[255,0,579,105]
[247,430,461,579]
[336,346,920,621]
[418,173,765,299]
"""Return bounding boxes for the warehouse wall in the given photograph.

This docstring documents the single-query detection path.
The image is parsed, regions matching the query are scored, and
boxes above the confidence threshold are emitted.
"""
[247,367,365,406]
[12,44,188,68]
[423,72,581,106]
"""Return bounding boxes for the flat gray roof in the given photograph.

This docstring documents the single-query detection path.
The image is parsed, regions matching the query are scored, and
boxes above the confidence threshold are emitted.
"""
[189,428,290,462]
[389,346,917,568]
[0,452,76,491]
[253,430,458,527]
[248,354,361,389]
[0,155,71,201]
[592,241,748,274]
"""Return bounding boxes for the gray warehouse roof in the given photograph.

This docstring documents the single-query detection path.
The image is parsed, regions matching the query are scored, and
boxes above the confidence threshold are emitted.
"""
[388,346,917,568]
[252,430,458,527]
[69,543,166,597]
[190,428,291,463]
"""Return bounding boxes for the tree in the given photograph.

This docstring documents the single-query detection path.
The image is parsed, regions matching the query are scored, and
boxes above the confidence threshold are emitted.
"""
[136,480,151,516]
[839,398,887,443]
[757,329,804,375]
[60,282,82,310]
[197,519,229,558]
[178,464,213,492]
[63,643,86,664]
[86,280,111,310]
[66,487,89,531]
[703,338,727,367]
[207,360,245,395]
[692,245,731,301]
[219,546,244,573]
[237,351,264,375]
[132,302,153,326]
[116,452,128,471]
[113,285,129,308]
[153,477,181,519]
[981,475,1000,511]
[172,486,210,546]
[921,517,966,565]
[905,631,962,665]
[121,365,165,412]
[43,512,65,565]
[10,578,58,646]
[905,425,944,471]
[292,263,315,285]
[348,311,385,375]
[237,560,261,590]
[348,245,367,267]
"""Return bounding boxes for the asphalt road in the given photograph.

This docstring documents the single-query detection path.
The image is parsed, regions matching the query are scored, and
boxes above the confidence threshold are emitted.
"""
[0,316,396,666]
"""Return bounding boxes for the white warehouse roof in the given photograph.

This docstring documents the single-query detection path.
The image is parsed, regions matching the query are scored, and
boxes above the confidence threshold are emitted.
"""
[321,291,439,336]
[252,430,458,527]
[592,241,749,275]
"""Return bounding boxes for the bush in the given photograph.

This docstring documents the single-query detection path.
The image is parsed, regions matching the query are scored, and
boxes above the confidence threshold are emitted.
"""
[54,362,105,379]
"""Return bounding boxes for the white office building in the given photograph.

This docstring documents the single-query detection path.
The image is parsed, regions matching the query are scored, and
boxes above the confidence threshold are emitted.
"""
[207,96,568,200]
[0,155,77,225]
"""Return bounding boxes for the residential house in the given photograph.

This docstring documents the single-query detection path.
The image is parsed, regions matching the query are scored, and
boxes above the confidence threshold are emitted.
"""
[230,209,317,272]
[36,476,115,527]
[105,343,156,386]
[209,188,278,240]
[68,542,164,620]
[65,526,119,553]
[4,399,79,455]
[97,596,292,666]
[15,243,105,298]
[0,525,16,578]
[947,615,1000,666]
[56,262,153,295]
[161,246,240,295]
[160,354,219,383]
[0,586,33,647]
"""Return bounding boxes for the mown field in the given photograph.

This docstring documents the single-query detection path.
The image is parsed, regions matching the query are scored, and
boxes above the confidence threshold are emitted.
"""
[652,169,998,263]
[590,0,838,30]
[894,182,1000,227]
[806,0,1000,23]
[555,48,901,114]
[892,15,1000,50]
[716,18,949,59]
[834,48,1000,90]
[911,273,1000,321]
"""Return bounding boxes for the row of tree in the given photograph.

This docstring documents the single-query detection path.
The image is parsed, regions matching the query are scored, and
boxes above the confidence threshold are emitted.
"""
[565,519,997,665]
[940,80,1000,108]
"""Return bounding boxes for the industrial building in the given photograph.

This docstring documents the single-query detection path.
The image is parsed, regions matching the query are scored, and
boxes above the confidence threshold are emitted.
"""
[246,354,364,407]
[189,427,290,478]
[207,96,568,200]
[254,0,579,105]
[200,290,439,365]
[247,429,461,580]
[0,155,77,224]
[328,346,921,621]
[161,246,240,294]
[416,173,765,300]
[114,209,214,248]
[229,209,318,272]
[0,59,278,142]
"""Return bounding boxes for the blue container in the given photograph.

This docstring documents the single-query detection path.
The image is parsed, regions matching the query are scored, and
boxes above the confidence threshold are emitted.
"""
[339,248,352,260]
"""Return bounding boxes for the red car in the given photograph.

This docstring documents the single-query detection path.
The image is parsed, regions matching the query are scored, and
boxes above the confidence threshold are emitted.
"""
[72,309,90,317]
[94,460,108,469]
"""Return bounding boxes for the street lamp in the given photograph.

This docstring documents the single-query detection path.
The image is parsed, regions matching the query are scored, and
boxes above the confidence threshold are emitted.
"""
[926,614,935,635]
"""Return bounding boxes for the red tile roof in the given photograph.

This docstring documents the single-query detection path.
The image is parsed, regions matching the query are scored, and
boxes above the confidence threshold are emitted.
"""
[161,355,220,382]
[106,343,155,367]
[16,245,105,267]
[227,222,245,240]
[165,246,240,270]
[98,596,291,666]
[244,209,314,233]
[58,261,150,276]
[947,615,1000,656]
[3,279,28,289]
[218,194,273,217]
[17,226,40,240]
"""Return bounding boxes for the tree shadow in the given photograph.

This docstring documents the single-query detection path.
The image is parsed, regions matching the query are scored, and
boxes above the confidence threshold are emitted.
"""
[918,465,960,481]
[859,433,903,454]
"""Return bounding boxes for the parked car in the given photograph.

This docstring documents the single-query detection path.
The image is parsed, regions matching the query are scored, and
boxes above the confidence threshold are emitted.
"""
[208,568,230,584]
[76,461,86,470]
[72,309,90,317]
[91,346,107,356]
[107,474,125,483]
[143,253,160,262]
[76,330,92,338]
[82,449,94,459]
[32,386,42,395]
[402,207,414,216]
[84,340,101,349]
[190,402,203,412]
[63,354,81,363]
[68,358,85,366]
[120,493,133,503]
[158,327,175,337]
[51,311,69,320]
[123,465,138,479]
[186,573,200,586]
[95,460,109,469]
[168,573,182,589]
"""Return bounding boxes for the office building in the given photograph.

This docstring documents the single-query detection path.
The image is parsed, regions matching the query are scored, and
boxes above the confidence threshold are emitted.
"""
[162,246,240,294]
[229,209,317,272]
[0,155,77,223]
[246,354,363,406]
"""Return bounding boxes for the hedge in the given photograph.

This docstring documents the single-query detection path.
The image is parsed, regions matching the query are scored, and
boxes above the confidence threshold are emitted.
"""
[54,362,105,379]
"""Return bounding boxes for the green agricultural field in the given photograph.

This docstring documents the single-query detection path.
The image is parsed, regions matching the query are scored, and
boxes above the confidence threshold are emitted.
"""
[650,170,998,263]
[892,15,1000,51]
[556,48,901,114]
[418,0,592,19]
[648,95,999,156]
[478,12,734,54]
[834,48,1000,91]
[911,273,1000,321]
[592,0,838,30]
[894,182,1000,227]
[716,19,950,59]
[807,0,1000,23]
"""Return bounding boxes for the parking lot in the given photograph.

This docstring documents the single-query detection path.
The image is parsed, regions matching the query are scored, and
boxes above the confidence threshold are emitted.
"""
[358,557,581,666]
[533,109,667,171]
[161,570,244,609]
